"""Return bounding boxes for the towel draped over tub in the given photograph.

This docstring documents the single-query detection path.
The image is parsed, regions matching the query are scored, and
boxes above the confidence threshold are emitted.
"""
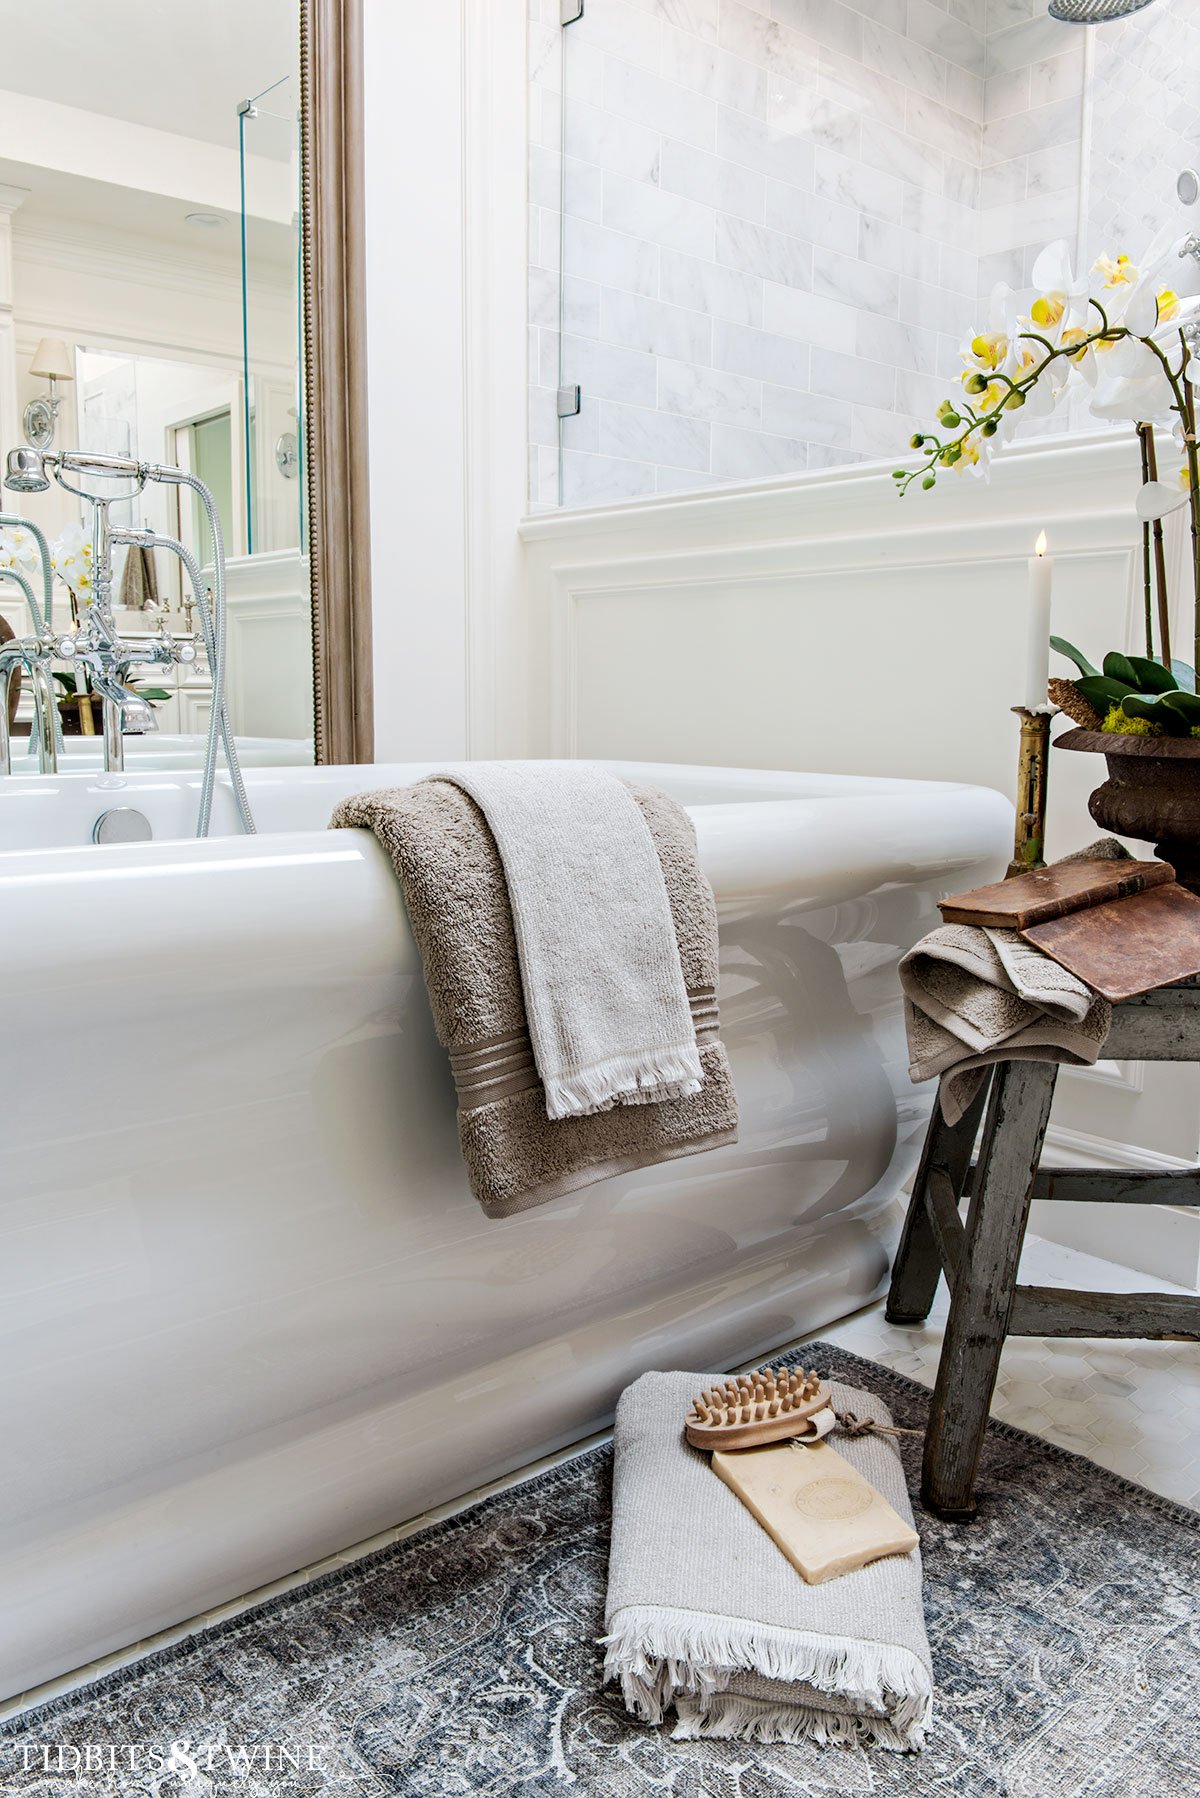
[332,775,738,1217]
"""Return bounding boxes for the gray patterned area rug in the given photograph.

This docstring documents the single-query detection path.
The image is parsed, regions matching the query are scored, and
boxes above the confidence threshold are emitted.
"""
[4,1344,1198,1797]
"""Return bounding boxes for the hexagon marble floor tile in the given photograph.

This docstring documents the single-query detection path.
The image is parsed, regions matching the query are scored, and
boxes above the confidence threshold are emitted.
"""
[4,1231,1196,1723]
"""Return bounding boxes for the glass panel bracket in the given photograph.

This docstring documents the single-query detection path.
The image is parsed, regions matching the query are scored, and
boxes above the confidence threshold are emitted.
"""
[560,0,584,24]
[557,384,582,418]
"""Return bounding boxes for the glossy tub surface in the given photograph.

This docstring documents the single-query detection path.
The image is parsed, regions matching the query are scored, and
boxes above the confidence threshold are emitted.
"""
[0,759,1010,1697]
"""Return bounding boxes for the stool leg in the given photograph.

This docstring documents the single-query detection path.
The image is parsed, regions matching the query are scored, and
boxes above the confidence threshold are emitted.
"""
[922,1059,1058,1521]
[886,1076,990,1326]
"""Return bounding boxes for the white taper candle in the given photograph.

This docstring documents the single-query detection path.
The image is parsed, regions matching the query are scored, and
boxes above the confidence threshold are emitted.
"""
[1025,530,1052,711]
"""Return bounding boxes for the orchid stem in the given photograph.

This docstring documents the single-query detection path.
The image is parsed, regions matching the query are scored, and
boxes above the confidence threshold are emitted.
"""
[1142,425,1172,667]
[1136,423,1155,658]
[1180,334,1200,684]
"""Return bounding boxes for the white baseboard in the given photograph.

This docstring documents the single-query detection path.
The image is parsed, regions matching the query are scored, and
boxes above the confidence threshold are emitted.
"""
[1033,1125,1200,1291]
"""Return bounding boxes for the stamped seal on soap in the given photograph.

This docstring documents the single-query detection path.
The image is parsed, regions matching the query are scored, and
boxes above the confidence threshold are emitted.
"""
[792,1477,874,1521]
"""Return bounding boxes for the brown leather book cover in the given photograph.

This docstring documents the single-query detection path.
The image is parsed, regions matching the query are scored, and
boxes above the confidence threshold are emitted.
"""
[939,858,1173,929]
[1021,883,1200,1002]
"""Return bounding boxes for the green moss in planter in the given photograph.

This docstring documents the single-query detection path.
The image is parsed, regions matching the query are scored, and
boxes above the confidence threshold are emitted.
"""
[1100,705,1200,739]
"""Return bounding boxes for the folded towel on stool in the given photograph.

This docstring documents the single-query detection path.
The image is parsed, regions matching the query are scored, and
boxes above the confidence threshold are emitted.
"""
[900,922,1111,1125]
[603,1370,933,1752]
[331,777,738,1217]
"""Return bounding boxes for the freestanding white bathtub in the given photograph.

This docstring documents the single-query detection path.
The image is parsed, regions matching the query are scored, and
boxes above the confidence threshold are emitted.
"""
[0,759,1010,1699]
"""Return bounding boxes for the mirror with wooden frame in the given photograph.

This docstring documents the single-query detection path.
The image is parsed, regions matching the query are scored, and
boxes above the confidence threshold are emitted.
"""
[0,0,372,768]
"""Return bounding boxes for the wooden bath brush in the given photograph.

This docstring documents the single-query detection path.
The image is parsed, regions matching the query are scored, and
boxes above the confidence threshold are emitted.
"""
[685,1367,920,1584]
[684,1366,832,1451]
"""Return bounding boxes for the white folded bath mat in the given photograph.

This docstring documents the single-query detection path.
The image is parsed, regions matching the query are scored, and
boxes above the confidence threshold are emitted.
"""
[434,762,703,1121]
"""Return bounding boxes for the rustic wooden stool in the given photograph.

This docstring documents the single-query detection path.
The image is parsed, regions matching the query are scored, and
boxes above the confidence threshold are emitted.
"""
[887,977,1200,1520]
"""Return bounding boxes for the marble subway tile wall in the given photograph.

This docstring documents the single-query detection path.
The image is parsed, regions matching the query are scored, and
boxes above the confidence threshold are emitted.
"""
[528,0,986,507]
[1086,2,1200,257]
[979,1,1083,296]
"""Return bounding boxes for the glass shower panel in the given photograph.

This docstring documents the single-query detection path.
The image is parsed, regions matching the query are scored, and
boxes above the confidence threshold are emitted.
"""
[529,4,1133,511]
[534,0,984,508]
[238,71,305,556]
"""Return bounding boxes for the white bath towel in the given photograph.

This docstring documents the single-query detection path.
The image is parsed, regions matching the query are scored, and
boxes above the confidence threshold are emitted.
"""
[433,762,703,1121]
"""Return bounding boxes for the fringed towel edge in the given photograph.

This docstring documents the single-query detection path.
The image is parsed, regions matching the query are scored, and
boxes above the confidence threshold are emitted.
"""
[600,1603,932,1750]
[543,1044,703,1121]
[673,1689,926,1753]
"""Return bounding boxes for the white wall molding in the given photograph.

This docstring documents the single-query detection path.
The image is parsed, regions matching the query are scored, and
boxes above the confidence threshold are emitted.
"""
[14,219,291,302]
[13,226,293,372]
[521,429,1147,546]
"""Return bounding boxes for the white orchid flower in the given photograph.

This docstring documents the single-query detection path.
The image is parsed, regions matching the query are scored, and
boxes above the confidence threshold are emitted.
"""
[1137,458,1193,522]
[1089,332,1174,424]
[0,526,40,572]
[1123,225,1200,338]
[50,522,92,569]
[1030,240,1089,327]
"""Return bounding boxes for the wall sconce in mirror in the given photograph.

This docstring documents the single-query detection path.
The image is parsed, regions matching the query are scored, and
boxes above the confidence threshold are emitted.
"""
[275,431,300,480]
[24,338,74,451]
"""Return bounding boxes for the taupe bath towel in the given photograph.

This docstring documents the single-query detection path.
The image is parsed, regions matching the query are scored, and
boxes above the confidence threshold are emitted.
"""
[331,777,738,1217]
[434,763,702,1119]
[901,843,1119,1124]
[901,925,1110,1125]
[603,1370,933,1751]
[119,543,159,611]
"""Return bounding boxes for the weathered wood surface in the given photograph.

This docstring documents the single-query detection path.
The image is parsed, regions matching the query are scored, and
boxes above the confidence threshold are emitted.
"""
[1106,984,1200,1059]
[925,1168,966,1287]
[886,1079,990,1326]
[1011,1286,1200,1339]
[921,1060,1058,1520]
[1027,1166,1200,1205]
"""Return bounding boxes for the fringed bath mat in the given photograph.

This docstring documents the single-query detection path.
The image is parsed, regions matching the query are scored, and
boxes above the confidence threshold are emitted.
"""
[3,1344,1197,1797]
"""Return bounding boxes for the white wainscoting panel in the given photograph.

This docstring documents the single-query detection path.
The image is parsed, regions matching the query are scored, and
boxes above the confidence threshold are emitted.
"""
[223,551,313,744]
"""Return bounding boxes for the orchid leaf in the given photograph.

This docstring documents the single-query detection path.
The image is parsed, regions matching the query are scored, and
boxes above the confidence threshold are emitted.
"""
[1170,658,1197,694]
[1050,635,1100,679]
[1076,674,1136,712]
[1102,651,1144,688]
[1121,692,1192,734]
[1160,690,1200,724]
[1123,654,1178,693]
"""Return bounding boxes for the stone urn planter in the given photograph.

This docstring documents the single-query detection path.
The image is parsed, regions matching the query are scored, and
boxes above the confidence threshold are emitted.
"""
[1056,727,1200,894]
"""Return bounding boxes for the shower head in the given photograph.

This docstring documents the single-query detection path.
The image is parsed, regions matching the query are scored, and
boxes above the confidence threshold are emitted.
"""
[4,447,49,493]
[1048,0,1159,19]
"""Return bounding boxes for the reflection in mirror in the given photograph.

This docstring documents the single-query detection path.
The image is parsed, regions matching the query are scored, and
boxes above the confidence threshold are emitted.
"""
[0,0,313,774]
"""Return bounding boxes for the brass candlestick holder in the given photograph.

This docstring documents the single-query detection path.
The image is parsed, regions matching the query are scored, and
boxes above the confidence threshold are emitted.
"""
[1007,706,1053,878]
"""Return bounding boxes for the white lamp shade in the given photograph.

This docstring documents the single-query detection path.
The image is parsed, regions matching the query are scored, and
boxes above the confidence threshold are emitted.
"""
[29,337,73,382]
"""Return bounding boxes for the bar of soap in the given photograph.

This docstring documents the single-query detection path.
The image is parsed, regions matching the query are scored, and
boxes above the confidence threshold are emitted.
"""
[712,1439,919,1584]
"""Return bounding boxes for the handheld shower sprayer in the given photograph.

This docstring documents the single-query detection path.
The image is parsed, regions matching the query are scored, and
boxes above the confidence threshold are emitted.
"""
[4,447,51,494]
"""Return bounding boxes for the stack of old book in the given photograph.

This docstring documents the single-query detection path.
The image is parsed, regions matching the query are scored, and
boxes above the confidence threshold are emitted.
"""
[938,855,1200,1001]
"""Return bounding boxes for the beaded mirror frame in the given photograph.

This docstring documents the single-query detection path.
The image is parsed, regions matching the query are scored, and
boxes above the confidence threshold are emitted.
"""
[301,0,373,764]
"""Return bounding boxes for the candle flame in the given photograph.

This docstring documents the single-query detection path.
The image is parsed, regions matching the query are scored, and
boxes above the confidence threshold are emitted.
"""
[1035,530,1048,556]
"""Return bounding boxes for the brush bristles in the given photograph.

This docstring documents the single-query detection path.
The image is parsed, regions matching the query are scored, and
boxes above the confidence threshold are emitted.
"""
[686,1366,823,1430]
